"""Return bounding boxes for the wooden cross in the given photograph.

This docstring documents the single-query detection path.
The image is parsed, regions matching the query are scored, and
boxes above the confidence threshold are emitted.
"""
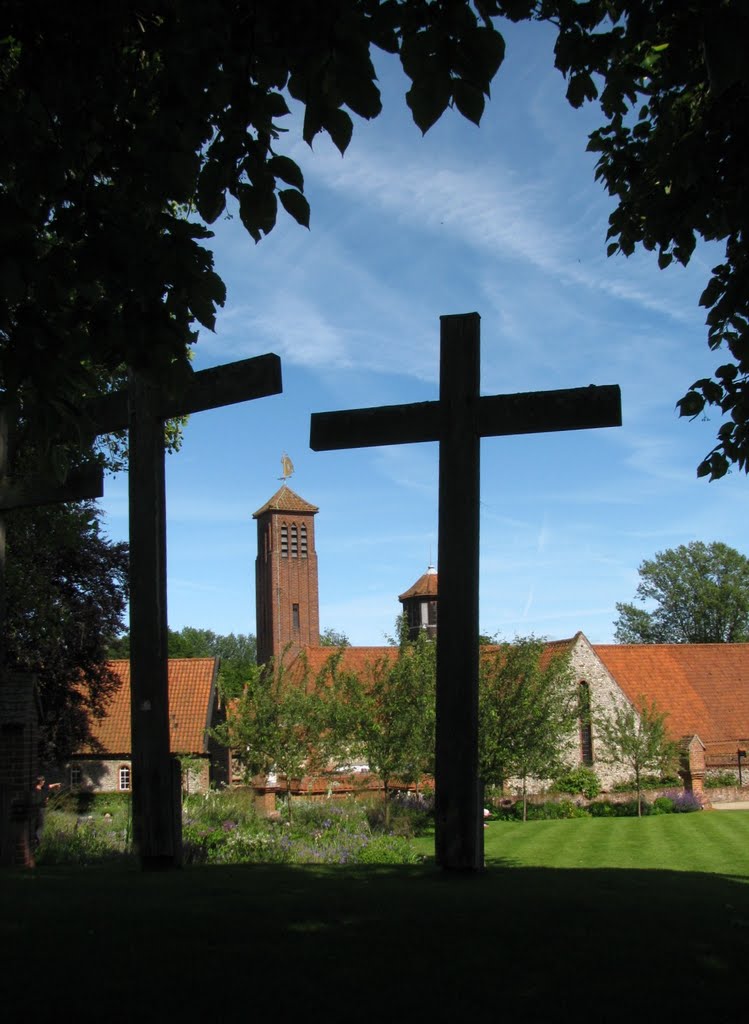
[310,313,621,871]
[2,355,281,868]
[82,354,282,868]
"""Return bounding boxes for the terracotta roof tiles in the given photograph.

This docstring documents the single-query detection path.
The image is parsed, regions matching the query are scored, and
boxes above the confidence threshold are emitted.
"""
[77,658,219,756]
[399,567,439,602]
[593,643,749,748]
[253,485,318,518]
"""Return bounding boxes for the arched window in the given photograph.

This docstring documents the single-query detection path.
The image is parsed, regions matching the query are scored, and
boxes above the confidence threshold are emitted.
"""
[118,765,131,791]
[579,682,593,766]
[281,524,289,557]
[291,524,298,558]
[300,524,308,558]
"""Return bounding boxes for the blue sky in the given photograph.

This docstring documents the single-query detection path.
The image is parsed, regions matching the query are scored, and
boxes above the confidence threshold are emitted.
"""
[99,19,747,647]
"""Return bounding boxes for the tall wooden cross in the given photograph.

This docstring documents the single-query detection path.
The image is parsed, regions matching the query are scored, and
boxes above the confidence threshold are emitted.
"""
[310,313,621,871]
[81,354,282,868]
[1,355,281,868]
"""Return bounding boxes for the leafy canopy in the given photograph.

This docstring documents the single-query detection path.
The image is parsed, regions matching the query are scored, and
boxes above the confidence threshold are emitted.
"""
[5,500,129,763]
[614,541,749,643]
[1,0,506,447]
[532,0,749,479]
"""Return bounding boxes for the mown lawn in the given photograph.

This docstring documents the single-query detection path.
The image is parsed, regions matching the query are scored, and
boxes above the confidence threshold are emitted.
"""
[2,813,748,1022]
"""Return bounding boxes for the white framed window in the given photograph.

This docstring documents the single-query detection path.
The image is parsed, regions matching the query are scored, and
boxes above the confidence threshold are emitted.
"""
[118,765,131,791]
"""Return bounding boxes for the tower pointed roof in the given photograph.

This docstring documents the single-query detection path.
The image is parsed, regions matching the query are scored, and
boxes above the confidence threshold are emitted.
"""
[253,484,319,518]
[399,565,438,602]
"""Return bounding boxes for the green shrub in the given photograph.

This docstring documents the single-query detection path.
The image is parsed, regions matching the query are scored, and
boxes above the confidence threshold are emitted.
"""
[36,811,131,865]
[704,771,740,789]
[552,766,601,800]
[652,796,676,815]
[612,774,680,793]
[588,801,617,817]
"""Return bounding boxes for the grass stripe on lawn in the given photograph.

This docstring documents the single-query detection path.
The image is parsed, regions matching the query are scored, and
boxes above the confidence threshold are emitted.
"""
[474,812,749,874]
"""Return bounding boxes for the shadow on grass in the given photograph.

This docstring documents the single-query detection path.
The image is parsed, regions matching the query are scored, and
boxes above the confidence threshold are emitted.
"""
[3,859,748,1020]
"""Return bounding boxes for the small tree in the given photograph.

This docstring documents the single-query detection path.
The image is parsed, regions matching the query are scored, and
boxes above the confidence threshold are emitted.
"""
[479,637,576,819]
[359,629,436,822]
[212,657,327,821]
[597,698,678,816]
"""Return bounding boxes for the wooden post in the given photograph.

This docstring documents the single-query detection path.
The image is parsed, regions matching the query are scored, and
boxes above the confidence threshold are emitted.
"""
[435,314,482,869]
[128,371,178,866]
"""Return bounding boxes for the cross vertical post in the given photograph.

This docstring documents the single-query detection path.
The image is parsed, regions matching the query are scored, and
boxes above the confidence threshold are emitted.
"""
[435,314,482,869]
[128,372,177,866]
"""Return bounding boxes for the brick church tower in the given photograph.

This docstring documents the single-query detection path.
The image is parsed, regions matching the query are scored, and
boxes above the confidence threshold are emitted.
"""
[253,483,320,665]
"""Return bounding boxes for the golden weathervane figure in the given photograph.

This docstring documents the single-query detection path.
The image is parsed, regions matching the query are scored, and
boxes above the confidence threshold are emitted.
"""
[280,452,294,481]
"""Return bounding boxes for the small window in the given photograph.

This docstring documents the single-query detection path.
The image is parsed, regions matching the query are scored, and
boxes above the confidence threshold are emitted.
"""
[291,524,298,558]
[281,524,289,557]
[70,765,82,788]
[300,525,308,558]
[292,603,300,632]
[118,765,131,791]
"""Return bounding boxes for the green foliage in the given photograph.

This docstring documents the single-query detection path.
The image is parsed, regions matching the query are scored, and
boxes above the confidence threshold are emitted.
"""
[704,770,741,789]
[36,809,132,865]
[319,627,350,648]
[1,2,505,452]
[552,766,601,800]
[479,636,576,790]
[652,796,676,815]
[5,499,129,763]
[358,630,436,802]
[596,697,679,816]
[614,542,749,643]
[538,1,749,478]
[498,798,587,821]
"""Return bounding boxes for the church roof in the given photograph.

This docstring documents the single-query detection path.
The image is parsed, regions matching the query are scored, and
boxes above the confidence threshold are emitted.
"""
[75,658,220,756]
[592,643,749,749]
[399,565,438,602]
[253,484,319,518]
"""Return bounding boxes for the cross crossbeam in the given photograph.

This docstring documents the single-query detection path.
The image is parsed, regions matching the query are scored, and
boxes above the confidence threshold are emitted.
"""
[310,313,621,871]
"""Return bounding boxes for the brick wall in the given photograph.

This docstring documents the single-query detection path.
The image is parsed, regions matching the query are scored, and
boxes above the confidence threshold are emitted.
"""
[256,509,320,664]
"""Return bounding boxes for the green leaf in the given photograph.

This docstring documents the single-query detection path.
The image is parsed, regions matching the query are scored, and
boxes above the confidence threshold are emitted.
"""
[196,161,226,224]
[323,108,354,155]
[279,189,310,229]
[268,155,304,192]
[342,74,382,120]
[461,26,506,86]
[566,72,598,109]
[452,79,485,125]
[406,74,452,135]
[238,185,278,243]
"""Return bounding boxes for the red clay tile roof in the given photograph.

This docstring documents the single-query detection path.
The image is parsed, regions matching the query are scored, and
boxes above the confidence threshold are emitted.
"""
[253,484,318,518]
[593,644,749,748]
[399,567,438,602]
[291,636,579,684]
[77,658,219,756]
